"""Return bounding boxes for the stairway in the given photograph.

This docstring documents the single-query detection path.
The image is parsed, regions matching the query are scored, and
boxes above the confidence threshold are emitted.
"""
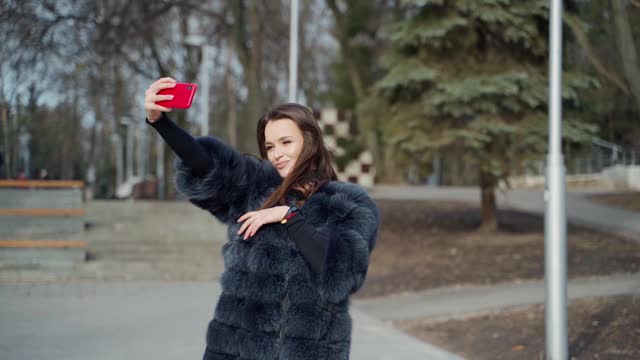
[0,200,227,282]
[83,200,226,281]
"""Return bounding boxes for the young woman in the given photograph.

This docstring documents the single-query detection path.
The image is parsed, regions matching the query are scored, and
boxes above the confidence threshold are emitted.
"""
[144,77,380,360]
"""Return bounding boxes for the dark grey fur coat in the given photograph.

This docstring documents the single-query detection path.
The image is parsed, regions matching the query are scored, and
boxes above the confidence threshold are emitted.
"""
[173,136,380,360]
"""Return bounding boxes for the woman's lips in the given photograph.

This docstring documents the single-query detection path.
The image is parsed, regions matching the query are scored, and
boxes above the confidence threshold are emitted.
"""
[276,161,289,169]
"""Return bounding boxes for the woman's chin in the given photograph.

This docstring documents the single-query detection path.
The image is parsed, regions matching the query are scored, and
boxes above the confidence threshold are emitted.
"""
[278,168,289,178]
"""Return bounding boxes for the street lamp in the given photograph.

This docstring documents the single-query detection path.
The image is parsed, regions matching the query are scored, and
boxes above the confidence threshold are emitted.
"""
[289,0,299,103]
[17,127,31,178]
[120,116,134,182]
[545,0,568,359]
[184,34,214,136]
[110,133,123,190]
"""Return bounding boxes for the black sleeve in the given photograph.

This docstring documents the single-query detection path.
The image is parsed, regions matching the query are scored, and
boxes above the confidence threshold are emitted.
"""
[284,212,329,274]
[146,112,212,177]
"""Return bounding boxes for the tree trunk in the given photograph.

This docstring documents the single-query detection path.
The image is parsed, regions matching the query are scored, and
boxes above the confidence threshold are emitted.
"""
[230,0,264,156]
[1,105,10,179]
[326,0,366,100]
[381,145,405,183]
[479,170,498,232]
[611,0,640,114]
[225,39,238,148]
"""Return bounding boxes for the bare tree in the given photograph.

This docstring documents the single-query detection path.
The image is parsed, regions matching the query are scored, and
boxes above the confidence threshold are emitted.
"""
[611,0,640,114]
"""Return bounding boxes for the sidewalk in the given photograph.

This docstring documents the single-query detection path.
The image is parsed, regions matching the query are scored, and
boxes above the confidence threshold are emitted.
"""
[0,281,464,360]
[354,273,640,321]
[371,185,640,241]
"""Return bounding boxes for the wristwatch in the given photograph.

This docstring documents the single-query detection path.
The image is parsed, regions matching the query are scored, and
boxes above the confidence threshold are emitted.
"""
[280,206,298,224]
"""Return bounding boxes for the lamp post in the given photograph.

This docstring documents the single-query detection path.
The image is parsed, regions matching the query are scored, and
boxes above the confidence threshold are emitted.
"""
[120,117,134,182]
[17,127,31,178]
[545,0,568,358]
[184,34,214,136]
[135,124,147,178]
[156,134,165,200]
[288,0,299,103]
[110,133,123,190]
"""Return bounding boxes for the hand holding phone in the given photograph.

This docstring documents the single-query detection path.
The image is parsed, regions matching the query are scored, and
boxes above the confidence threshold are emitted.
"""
[156,82,197,109]
[144,78,197,122]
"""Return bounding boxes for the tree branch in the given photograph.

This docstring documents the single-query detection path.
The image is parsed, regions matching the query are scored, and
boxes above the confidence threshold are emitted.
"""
[611,0,640,112]
[563,12,630,95]
[326,0,366,100]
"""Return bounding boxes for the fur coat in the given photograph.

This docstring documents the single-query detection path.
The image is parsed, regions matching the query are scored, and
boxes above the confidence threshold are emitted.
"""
[173,135,380,360]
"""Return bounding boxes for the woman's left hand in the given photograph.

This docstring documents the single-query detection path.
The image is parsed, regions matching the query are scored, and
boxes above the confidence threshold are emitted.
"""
[237,206,290,240]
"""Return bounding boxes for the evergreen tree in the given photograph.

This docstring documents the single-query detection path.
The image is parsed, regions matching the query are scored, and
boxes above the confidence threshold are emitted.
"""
[365,0,598,231]
[326,0,401,177]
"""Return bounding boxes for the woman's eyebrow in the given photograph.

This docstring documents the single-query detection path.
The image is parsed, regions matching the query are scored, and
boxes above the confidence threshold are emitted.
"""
[265,136,293,144]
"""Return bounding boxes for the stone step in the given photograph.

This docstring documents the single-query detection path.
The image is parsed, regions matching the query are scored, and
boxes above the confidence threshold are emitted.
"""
[88,240,216,249]
[89,252,217,262]
[0,188,83,208]
[83,260,222,281]
[88,245,216,255]
[0,247,86,268]
[0,257,224,281]
[0,217,84,238]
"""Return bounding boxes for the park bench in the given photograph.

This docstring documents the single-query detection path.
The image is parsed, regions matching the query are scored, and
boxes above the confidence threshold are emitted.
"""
[0,180,87,268]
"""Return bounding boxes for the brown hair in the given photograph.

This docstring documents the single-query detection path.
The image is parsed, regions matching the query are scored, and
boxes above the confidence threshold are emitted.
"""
[257,103,338,209]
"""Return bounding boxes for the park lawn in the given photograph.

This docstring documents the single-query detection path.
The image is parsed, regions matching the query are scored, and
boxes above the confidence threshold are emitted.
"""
[356,200,640,299]
[587,191,640,212]
[394,295,640,360]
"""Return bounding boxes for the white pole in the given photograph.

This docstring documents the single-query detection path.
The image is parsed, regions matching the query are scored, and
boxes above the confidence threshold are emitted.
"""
[124,119,133,182]
[201,45,213,136]
[545,0,568,359]
[135,124,144,178]
[288,0,299,103]
[156,134,165,200]
[111,134,123,190]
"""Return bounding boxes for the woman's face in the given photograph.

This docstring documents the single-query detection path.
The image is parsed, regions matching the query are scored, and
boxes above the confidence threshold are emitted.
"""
[264,118,305,178]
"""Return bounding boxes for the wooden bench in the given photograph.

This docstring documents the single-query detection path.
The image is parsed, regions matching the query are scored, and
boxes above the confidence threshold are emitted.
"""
[0,180,87,268]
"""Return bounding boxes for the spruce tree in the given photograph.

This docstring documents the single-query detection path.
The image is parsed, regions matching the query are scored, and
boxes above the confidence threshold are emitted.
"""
[365,0,597,231]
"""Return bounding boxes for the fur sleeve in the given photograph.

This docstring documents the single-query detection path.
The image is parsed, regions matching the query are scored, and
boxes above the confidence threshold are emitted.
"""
[173,136,282,225]
[310,183,380,303]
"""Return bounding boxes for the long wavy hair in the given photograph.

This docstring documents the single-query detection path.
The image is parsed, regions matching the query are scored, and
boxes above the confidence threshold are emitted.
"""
[257,103,338,209]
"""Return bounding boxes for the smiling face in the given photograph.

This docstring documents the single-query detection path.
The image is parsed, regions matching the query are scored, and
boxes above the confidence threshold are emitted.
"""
[264,118,305,178]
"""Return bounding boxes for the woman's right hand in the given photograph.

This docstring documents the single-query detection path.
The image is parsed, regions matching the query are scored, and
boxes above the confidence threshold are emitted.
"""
[144,77,177,123]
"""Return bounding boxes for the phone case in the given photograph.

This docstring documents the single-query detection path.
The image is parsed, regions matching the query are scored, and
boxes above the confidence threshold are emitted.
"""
[156,83,197,109]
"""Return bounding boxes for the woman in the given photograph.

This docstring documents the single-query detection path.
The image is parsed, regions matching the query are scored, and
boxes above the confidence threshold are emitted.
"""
[145,77,380,360]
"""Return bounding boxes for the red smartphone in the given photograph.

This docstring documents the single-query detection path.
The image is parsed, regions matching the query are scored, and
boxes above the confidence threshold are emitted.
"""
[156,83,197,109]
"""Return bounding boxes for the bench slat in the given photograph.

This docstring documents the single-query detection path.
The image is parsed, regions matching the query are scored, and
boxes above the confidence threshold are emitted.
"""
[0,208,85,216]
[0,189,82,208]
[0,240,87,248]
[0,180,84,189]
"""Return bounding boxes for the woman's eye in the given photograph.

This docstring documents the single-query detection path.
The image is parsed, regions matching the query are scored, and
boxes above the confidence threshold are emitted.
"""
[283,141,291,144]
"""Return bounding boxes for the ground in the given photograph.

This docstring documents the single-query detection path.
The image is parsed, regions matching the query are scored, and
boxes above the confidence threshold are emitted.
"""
[394,295,640,360]
[356,199,640,299]
[359,198,640,360]
[76,198,639,359]
[587,191,640,212]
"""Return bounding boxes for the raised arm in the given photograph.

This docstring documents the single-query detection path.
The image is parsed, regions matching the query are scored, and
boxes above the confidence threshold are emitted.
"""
[172,133,282,224]
[147,112,212,176]
[144,78,282,224]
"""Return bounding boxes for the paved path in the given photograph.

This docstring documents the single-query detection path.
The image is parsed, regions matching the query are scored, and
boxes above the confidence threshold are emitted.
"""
[0,281,464,360]
[2,187,636,360]
[371,185,640,241]
[354,273,640,321]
